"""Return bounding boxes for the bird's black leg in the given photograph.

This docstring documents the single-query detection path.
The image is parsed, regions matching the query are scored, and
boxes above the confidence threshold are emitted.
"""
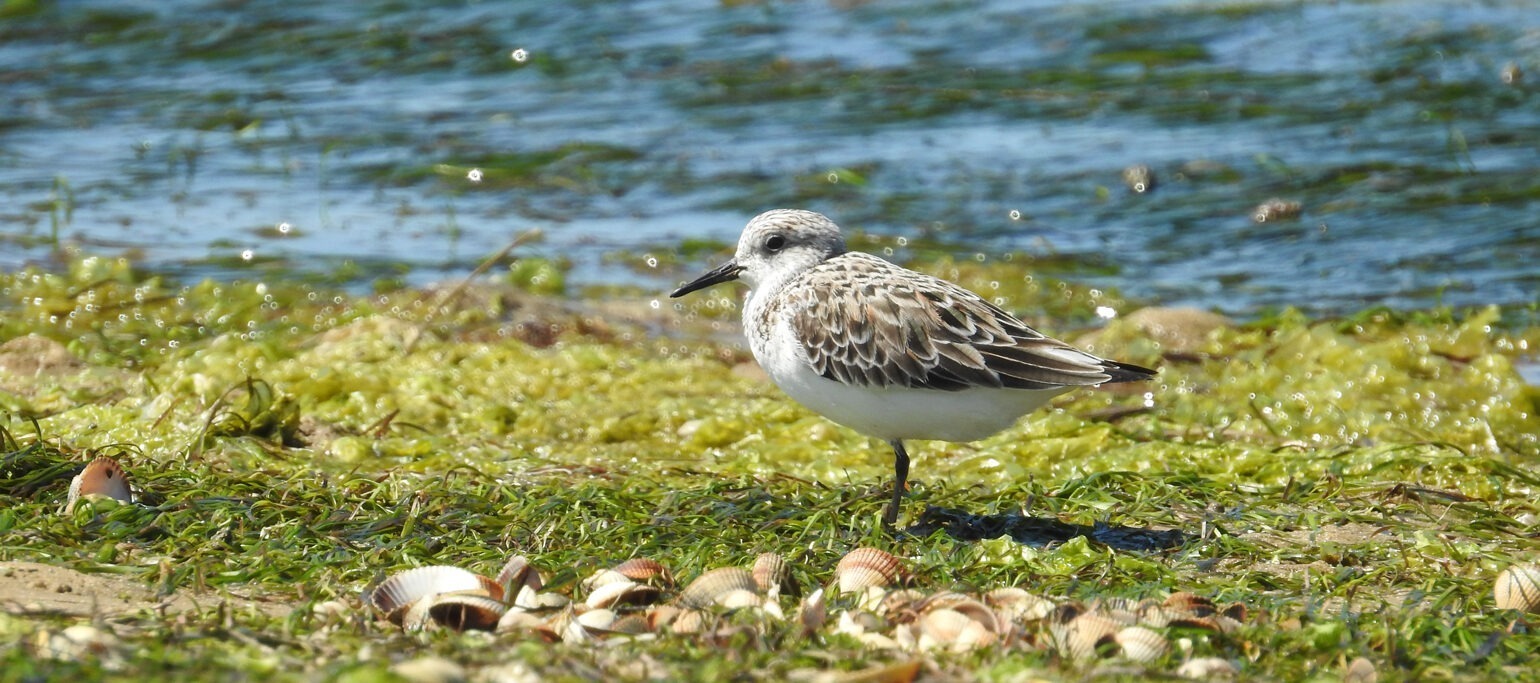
[883,439,910,526]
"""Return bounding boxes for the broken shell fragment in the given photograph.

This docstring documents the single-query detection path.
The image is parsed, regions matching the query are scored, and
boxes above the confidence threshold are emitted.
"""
[678,567,760,609]
[66,457,133,513]
[1493,564,1540,612]
[835,547,906,594]
[797,588,827,636]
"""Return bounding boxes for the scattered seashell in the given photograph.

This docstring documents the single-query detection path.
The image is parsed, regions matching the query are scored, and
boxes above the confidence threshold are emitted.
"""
[1122,164,1156,193]
[607,614,652,635]
[678,567,760,609]
[585,579,663,610]
[916,607,996,652]
[1164,591,1217,617]
[797,588,827,636]
[1252,198,1301,223]
[66,457,133,513]
[495,555,542,603]
[1344,656,1377,683]
[519,591,569,611]
[836,609,886,637]
[1056,613,1123,661]
[917,593,999,635]
[575,607,618,631]
[667,608,708,634]
[835,548,906,594]
[985,588,1055,622]
[612,558,673,587]
[646,605,682,631]
[368,566,498,624]
[581,569,634,591]
[1176,656,1239,679]
[1115,625,1169,663]
[426,593,507,632]
[400,594,440,632]
[495,610,558,641]
[1493,564,1540,612]
[312,599,350,620]
[716,588,764,610]
[1049,601,1084,626]
[751,552,792,597]
[877,588,926,617]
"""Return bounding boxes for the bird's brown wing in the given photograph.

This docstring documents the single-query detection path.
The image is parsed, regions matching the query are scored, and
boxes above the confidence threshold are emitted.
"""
[783,253,1155,391]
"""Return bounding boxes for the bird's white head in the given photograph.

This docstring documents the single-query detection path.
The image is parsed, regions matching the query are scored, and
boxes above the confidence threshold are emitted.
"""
[670,209,848,298]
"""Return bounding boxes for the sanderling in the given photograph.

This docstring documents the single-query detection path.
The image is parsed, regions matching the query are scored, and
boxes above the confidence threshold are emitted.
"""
[671,209,1157,526]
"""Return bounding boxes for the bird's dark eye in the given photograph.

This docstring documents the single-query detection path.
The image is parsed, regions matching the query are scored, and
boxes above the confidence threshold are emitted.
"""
[764,234,786,252]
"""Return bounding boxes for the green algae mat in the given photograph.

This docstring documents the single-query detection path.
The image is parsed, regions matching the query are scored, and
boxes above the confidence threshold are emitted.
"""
[2,254,1539,682]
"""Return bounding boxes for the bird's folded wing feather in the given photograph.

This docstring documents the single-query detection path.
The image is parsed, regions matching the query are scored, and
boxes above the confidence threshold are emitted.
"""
[785,255,1136,391]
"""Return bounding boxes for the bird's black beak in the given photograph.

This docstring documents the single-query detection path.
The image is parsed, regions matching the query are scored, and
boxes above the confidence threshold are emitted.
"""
[670,260,743,298]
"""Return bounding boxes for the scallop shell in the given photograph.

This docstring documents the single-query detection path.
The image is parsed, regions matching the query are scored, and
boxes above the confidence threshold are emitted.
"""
[585,580,663,610]
[985,588,1055,623]
[1055,613,1123,661]
[607,614,651,635]
[678,567,760,609]
[877,588,926,617]
[613,558,673,587]
[751,552,792,596]
[835,548,905,594]
[916,607,996,652]
[917,593,1000,635]
[1114,625,1168,663]
[367,566,499,623]
[575,607,618,631]
[66,457,133,512]
[519,591,570,611]
[667,608,708,634]
[1164,591,1216,617]
[582,569,634,591]
[1493,564,1540,612]
[425,594,507,632]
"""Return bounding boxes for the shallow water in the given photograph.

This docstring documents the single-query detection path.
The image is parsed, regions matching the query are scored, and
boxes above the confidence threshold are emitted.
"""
[1,0,1537,317]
